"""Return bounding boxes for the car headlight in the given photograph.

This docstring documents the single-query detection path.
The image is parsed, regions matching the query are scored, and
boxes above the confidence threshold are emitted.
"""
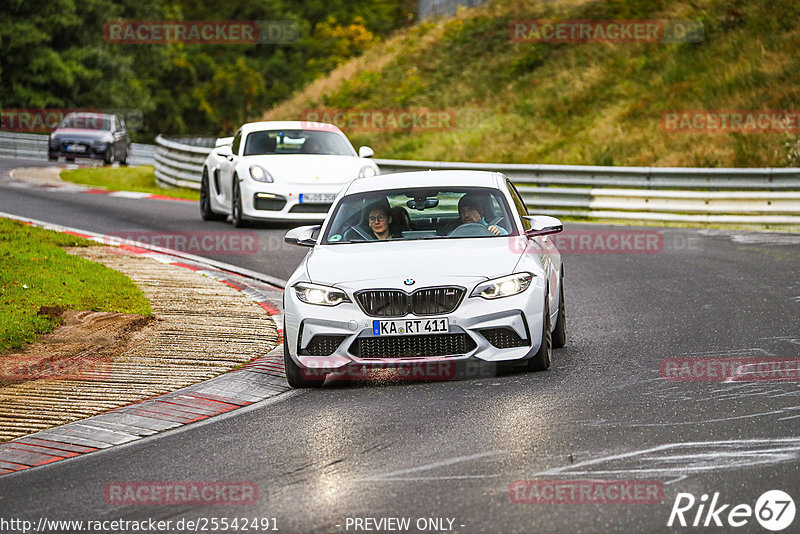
[293,282,351,306]
[93,140,109,148]
[359,165,378,178]
[470,273,534,299]
[249,165,274,183]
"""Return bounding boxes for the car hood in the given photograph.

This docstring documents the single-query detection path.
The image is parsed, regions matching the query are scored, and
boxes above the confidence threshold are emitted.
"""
[243,155,373,184]
[51,129,111,142]
[306,238,523,287]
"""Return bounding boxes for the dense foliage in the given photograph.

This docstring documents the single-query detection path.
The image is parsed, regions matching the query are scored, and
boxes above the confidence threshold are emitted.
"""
[0,0,415,141]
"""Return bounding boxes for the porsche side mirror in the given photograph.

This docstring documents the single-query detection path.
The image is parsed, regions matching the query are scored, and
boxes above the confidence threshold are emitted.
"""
[358,146,374,158]
[215,137,234,148]
[216,144,233,158]
[524,216,563,237]
[285,225,321,247]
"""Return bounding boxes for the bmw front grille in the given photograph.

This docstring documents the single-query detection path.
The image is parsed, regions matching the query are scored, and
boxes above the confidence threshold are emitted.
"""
[354,286,465,317]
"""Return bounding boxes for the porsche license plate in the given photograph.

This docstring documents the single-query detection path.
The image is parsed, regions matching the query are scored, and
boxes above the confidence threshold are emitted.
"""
[299,193,336,204]
[66,144,87,153]
[373,318,449,336]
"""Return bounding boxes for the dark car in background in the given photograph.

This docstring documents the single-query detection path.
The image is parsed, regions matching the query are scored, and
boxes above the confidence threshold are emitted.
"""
[48,112,130,165]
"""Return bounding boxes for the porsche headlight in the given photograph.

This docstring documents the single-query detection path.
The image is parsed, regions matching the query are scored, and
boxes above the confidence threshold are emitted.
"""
[249,165,274,183]
[358,165,378,178]
[470,273,534,299]
[294,282,351,306]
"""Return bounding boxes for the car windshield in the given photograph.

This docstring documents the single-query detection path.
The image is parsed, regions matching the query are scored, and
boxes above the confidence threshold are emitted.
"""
[60,114,111,130]
[243,129,354,156]
[322,187,516,244]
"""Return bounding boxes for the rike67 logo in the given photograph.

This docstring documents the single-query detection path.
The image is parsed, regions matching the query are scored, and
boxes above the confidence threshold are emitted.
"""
[668,490,796,531]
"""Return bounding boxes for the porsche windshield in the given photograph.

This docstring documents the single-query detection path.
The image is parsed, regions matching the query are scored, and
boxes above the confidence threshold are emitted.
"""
[322,187,516,244]
[243,129,354,156]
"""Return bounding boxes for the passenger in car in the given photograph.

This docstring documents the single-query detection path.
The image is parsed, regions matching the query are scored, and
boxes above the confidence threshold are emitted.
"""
[457,193,508,236]
[366,200,401,240]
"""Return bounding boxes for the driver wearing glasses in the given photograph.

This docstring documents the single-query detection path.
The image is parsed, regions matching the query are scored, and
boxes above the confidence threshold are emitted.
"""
[366,200,402,240]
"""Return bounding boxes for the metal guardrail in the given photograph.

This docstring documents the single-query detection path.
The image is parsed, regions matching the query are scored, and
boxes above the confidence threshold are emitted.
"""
[0,131,156,167]
[152,136,800,226]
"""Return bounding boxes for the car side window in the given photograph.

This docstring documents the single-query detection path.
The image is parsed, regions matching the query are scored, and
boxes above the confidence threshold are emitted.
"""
[507,180,531,231]
[231,131,242,156]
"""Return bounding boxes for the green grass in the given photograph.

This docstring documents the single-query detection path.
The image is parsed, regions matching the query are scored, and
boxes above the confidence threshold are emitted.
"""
[0,218,152,353]
[60,166,200,200]
[267,0,800,168]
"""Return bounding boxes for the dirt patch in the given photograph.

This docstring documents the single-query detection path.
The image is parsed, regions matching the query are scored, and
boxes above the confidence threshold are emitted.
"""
[0,310,156,386]
[9,167,65,184]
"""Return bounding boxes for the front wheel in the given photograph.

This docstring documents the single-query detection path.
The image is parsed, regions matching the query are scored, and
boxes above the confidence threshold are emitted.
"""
[284,323,326,388]
[552,270,566,349]
[200,169,225,221]
[103,147,114,165]
[231,178,246,227]
[526,298,552,372]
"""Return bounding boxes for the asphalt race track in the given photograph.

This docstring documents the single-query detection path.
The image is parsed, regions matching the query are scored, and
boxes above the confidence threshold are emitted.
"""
[2,159,800,533]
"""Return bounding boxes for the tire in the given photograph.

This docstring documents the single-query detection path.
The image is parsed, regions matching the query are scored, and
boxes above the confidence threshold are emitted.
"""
[231,177,246,228]
[48,154,58,162]
[526,298,552,372]
[283,321,326,388]
[120,148,130,166]
[103,147,114,165]
[552,270,566,349]
[200,169,225,221]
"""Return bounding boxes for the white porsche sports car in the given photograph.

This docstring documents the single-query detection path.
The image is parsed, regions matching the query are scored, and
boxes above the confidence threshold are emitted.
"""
[282,170,566,387]
[200,121,379,225]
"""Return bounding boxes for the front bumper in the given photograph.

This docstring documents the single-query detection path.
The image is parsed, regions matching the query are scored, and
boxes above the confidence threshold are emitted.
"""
[239,179,348,221]
[284,280,547,373]
[49,142,109,160]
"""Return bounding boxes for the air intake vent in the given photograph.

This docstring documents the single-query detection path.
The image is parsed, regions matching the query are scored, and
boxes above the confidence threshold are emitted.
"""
[352,333,476,358]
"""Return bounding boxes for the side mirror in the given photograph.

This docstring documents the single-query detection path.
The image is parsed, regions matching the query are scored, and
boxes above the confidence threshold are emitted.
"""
[524,216,563,237]
[285,225,321,247]
[217,144,233,157]
[215,137,234,148]
[358,146,374,158]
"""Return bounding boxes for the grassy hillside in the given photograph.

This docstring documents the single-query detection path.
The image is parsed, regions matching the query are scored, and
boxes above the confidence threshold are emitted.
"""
[265,0,800,167]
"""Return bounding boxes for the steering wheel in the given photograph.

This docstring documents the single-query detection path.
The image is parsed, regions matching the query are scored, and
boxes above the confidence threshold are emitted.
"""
[342,226,375,241]
[447,223,495,237]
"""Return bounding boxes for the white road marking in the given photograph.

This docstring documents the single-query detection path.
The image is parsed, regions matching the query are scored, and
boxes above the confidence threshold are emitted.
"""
[532,438,800,478]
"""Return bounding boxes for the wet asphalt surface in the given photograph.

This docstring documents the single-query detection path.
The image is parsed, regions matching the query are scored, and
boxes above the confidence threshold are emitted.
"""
[1,157,800,533]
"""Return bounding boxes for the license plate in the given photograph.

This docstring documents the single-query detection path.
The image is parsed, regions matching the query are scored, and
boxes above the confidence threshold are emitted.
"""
[66,144,86,153]
[373,318,449,336]
[299,193,336,204]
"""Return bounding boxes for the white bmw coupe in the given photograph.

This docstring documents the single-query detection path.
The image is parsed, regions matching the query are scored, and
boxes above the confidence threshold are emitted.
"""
[282,170,566,387]
[200,121,379,225]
